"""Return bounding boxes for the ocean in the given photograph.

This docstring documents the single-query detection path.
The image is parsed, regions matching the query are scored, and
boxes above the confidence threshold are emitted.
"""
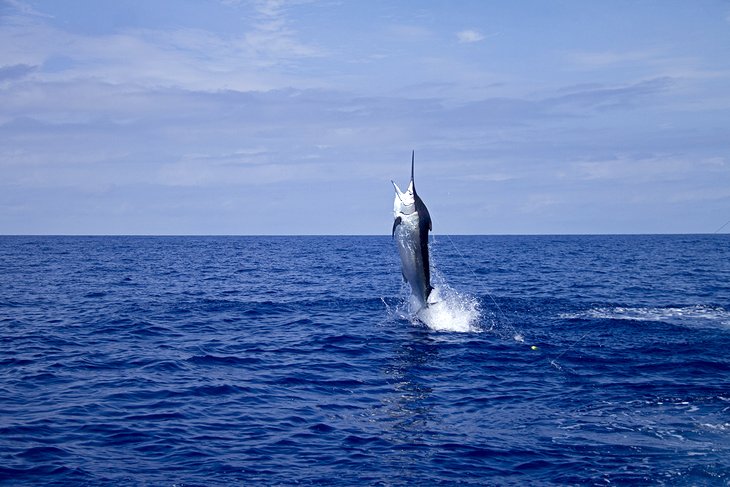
[1,234,729,486]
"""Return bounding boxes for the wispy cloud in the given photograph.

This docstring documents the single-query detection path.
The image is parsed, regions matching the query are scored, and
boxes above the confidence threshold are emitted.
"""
[0,0,324,92]
[563,155,689,183]
[388,24,433,41]
[1,0,52,19]
[456,29,485,43]
[1,1,729,234]
[245,0,324,64]
[545,77,675,111]
[0,63,36,81]
[568,49,659,68]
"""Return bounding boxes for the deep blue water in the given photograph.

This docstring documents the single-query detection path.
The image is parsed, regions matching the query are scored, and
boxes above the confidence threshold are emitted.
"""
[1,235,729,486]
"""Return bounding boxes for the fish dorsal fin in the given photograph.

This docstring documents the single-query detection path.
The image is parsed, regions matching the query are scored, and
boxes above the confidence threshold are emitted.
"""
[411,150,414,182]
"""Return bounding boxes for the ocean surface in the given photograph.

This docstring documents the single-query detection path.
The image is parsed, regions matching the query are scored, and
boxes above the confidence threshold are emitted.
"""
[1,234,729,486]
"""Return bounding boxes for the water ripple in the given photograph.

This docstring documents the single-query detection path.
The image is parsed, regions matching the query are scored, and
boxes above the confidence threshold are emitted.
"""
[0,235,728,485]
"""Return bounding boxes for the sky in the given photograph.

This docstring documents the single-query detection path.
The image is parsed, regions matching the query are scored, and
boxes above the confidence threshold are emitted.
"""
[1,0,729,235]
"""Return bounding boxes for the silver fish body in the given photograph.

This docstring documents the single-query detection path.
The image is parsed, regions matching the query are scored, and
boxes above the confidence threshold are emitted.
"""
[392,151,433,308]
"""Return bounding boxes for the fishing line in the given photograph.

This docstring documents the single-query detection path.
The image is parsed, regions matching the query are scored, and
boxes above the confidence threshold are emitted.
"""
[713,219,730,234]
[433,233,523,339]
[435,233,600,372]
[546,329,595,371]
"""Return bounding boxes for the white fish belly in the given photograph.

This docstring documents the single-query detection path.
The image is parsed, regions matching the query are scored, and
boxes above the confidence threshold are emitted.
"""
[394,219,428,306]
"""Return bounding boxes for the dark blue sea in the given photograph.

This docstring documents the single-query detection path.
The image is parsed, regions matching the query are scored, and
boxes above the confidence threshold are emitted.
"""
[1,235,729,486]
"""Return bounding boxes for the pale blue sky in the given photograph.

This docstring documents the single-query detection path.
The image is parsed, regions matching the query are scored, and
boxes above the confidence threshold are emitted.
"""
[1,0,729,234]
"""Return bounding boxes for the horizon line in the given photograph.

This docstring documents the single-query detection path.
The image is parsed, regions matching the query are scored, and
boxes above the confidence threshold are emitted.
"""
[0,232,727,238]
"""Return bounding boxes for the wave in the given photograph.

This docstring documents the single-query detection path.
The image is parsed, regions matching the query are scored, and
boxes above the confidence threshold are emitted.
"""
[560,304,730,328]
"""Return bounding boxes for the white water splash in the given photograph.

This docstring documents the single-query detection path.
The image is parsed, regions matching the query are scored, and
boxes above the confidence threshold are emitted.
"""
[412,280,481,333]
[416,289,480,333]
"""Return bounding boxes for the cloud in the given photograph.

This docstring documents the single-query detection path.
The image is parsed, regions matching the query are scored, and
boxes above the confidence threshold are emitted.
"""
[158,156,331,187]
[545,77,675,111]
[562,154,729,185]
[0,0,324,93]
[456,29,485,43]
[388,24,433,41]
[245,0,325,64]
[0,80,442,191]
[568,49,659,68]
[1,0,52,19]
[0,63,36,81]
[2,1,729,234]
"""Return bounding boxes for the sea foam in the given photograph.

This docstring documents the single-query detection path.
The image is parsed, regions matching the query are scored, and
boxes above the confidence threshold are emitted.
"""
[559,304,730,329]
[406,267,482,333]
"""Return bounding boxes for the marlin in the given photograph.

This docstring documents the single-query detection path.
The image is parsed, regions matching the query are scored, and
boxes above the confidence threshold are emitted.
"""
[392,151,433,310]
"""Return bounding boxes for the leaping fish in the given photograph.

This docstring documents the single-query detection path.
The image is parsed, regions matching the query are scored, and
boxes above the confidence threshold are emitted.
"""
[392,151,433,310]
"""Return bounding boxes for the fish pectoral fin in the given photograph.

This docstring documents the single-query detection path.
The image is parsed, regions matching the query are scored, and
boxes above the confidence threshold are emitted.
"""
[392,181,404,200]
[391,216,402,238]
